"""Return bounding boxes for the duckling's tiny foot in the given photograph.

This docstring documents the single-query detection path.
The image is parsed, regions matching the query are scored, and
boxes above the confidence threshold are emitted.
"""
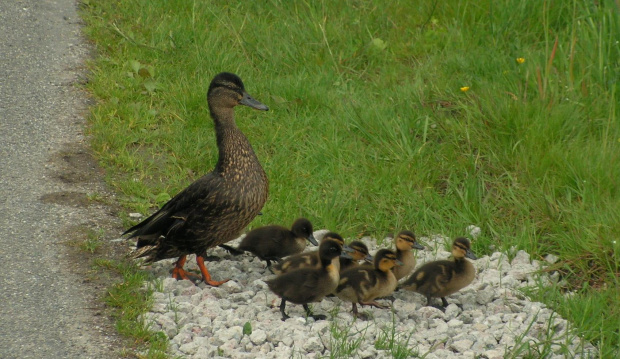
[354,312,370,321]
[311,314,327,321]
[361,300,389,309]
[430,304,447,312]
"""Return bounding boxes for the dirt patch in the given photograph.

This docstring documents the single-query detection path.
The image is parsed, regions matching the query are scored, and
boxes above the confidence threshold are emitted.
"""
[48,142,132,355]
[40,190,91,207]
[51,143,104,184]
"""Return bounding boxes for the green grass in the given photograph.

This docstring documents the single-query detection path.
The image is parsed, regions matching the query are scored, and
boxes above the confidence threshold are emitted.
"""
[80,0,619,357]
[374,311,420,358]
[81,228,105,253]
[93,259,169,358]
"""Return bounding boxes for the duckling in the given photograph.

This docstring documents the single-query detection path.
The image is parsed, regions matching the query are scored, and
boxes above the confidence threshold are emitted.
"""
[339,240,373,273]
[124,72,269,286]
[400,237,477,308]
[266,239,352,321]
[220,218,318,268]
[391,230,424,281]
[335,249,403,319]
[271,232,345,275]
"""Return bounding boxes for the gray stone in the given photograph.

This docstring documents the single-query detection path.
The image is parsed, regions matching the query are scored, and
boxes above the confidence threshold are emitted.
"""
[450,339,474,353]
[249,329,267,345]
[178,341,199,355]
[303,337,324,353]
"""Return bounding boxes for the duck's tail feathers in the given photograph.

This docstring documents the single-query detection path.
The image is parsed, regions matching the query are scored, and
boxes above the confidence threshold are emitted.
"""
[219,244,245,255]
[129,245,158,262]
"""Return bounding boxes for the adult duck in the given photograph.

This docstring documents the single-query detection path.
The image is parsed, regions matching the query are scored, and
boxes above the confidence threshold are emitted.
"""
[124,72,269,286]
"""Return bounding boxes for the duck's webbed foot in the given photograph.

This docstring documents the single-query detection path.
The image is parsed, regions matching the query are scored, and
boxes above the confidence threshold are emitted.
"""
[441,297,450,307]
[303,304,326,321]
[352,303,370,320]
[279,299,290,321]
[196,255,229,286]
[171,255,201,282]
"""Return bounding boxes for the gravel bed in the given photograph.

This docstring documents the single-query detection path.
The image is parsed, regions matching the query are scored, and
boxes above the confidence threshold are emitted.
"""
[137,229,597,358]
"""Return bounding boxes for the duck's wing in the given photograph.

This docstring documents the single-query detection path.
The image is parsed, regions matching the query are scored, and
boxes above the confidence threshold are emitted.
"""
[123,174,219,239]
[435,262,455,285]
[337,267,375,292]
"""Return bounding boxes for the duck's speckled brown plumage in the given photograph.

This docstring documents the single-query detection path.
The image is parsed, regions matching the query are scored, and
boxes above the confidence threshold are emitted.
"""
[220,218,317,267]
[400,237,477,308]
[335,249,401,318]
[124,72,269,286]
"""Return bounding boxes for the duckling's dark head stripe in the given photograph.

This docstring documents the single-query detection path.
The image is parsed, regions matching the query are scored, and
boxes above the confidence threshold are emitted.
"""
[455,244,468,251]
[397,231,416,242]
[453,237,471,250]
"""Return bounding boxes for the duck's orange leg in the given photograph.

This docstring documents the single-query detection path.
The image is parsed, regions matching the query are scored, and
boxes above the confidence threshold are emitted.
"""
[196,255,229,286]
[171,255,200,281]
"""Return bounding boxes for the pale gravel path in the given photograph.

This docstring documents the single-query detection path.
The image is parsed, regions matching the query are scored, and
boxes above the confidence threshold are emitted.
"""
[138,231,597,359]
[0,1,119,357]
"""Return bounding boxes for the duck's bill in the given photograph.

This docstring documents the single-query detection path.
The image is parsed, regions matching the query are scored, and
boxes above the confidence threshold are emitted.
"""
[413,242,425,250]
[307,234,318,246]
[340,245,355,259]
[363,254,374,263]
[466,249,478,260]
[240,92,269,111]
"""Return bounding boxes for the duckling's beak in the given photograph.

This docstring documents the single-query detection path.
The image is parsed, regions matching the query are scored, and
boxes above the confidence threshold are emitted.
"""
[466,249,478,260]
[363,254,374,263]
[413,242,425,250]
[240,91,269,111]
[395,259,404,266]
[340,246,355,259]
[307,234,318,246]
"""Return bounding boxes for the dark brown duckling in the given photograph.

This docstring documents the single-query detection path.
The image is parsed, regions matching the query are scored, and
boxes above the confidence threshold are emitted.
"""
[335,249,403,319]
[391,230,424,281]
[400,237,477,308]
[124,72,269,286]
[220,218,318,267]
[271,232,346,275]
[266,239,352,321]
[339,240,373,273]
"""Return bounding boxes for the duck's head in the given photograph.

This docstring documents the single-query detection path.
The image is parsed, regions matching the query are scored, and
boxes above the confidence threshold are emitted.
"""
[348,241,373,263]
[374,249,403,272]
[452,237,477,260]
[207,72,269,111]
[319,238,351,262]
[395,230,424,251]
[292,218,318,246]
[321,232,345,247]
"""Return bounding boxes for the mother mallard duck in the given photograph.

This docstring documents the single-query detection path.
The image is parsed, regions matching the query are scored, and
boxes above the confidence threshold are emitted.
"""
[124,72,269,286]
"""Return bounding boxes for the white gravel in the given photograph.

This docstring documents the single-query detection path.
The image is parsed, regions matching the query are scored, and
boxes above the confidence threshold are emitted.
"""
[137,229,598,358]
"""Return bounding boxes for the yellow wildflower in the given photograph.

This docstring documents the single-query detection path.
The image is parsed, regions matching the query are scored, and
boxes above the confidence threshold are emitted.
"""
[460,86,470,92]
[516,57,525,64]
